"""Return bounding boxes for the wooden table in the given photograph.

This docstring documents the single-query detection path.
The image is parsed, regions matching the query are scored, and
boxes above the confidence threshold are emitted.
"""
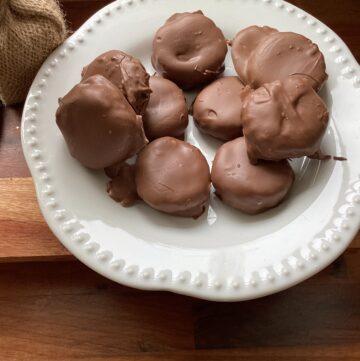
[1,1,360,359]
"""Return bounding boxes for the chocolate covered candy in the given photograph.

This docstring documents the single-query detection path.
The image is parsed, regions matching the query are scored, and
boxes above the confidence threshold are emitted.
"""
[107,163,138,207]
[211,137,295,214]
[136,137,210,218]
[152,11,227,89]
[192,76,252,141]
[56,75,148,169]
[242,74,329,163]
[143,76,188,140]
[82,50,151,114]
[231,26,327,90]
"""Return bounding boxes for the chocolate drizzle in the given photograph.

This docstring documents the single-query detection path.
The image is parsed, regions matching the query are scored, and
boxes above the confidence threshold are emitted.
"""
[309,152,347,161]
[333,156,347,161]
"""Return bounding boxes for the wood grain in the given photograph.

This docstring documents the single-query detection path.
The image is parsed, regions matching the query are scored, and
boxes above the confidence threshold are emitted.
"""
[0,178,70,261]
[352,233,360,248]
[0,252,360,360]
[0,104,29,178]
[1,348,360,361]
[0,261,194,359]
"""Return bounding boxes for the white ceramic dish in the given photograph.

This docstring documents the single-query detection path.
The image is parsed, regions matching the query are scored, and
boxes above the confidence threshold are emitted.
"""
[21,0,360,301]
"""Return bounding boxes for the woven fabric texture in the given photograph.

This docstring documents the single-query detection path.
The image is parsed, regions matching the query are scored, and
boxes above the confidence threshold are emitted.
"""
[0,0,66,104]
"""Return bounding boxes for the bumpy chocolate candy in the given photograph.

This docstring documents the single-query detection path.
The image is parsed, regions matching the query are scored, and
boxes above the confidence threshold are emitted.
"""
[82,50,151,114]
[56,75,148,169]
[107,163,138,207]
[242,74,329,163]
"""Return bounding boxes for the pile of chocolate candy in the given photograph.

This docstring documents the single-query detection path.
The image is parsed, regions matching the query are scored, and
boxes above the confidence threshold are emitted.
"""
[56,11,329,218]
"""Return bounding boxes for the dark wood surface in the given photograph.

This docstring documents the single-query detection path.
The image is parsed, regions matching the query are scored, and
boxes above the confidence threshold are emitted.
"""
[0,0,359,359]
[1,251,360,360]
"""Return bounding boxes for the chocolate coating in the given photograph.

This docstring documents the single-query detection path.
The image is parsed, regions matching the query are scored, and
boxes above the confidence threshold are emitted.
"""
[242,74,329,163]
[56,75,148,169]
[231,26,327,90]
[151,11,228,89]
[143,76,188,140]
[211,137,295,214]
[135,137,210,218]
[192,76,252,141]
[107,163,138,207]
[82,50,151,114]
[104,161,126,179]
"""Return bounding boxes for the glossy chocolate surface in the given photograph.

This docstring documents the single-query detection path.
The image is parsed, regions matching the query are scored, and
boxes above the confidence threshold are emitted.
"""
[143,76,188,140]
[231,26,327,90]
[211,137,295,214]
[82,50,151,114]
[242,74,329,163]
[152,11,227,89]
[56,75,148,169]
[193,76,251,141]
[135,137,210,218]
[107,163,138,207]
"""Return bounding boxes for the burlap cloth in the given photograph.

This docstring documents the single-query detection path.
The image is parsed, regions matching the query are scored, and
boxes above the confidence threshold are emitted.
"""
[0,0,66,105]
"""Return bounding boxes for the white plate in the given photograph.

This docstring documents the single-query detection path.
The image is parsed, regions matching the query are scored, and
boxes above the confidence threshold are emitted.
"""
[21,0,360,301]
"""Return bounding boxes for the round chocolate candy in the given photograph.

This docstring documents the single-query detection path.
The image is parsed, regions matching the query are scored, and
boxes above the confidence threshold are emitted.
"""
[152,11,228,89]
[135,137,211,218]
[143,76,188,140]
[192,76,252,141]
[211,137,295,214]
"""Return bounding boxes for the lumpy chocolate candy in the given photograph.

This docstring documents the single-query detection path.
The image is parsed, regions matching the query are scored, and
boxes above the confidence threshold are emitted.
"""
[107,163,138,207]
[242,74,329,163]
[192,76,252,141]
[56,75,148,169]
[211,137,294,214]
[135,137,211,218]
[143,76,188,140]
[152,11,228,89]
[231,26,327,90]
[82,50,151,114]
